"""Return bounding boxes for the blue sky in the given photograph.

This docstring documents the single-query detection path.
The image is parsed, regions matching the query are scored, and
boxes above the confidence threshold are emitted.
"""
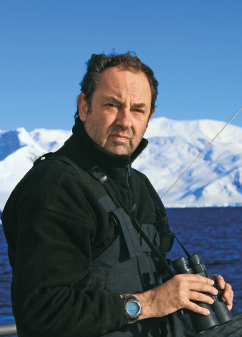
[0,0,242,132]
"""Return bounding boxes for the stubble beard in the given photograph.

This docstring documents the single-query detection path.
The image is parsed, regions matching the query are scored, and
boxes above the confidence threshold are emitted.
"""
[84,110,149,156]
[103,125,134,155]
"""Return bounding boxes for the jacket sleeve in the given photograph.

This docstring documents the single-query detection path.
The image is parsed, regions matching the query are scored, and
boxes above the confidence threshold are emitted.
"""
[3,163,124,337]
[11,208,124,337]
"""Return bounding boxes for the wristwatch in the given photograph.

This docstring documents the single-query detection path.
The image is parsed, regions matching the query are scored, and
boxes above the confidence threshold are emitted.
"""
[123,294,142,324]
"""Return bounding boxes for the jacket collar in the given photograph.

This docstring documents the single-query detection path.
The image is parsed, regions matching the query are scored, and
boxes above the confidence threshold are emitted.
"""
[65,118,148,171]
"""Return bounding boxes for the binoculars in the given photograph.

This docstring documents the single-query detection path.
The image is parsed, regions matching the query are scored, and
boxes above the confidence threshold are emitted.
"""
[172,254,233,334]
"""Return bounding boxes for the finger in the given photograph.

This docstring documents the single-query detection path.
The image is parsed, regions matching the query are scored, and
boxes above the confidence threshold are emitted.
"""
[213,274,226,289]
[189,291,215,305]
[223,293,233,310]
[193,274,215,285]
[189,282,218,296]
[222,283,232,299]
[185,301,212,316]
[227,302,233,311]
[176,274,214,285]
[222,284,233,306]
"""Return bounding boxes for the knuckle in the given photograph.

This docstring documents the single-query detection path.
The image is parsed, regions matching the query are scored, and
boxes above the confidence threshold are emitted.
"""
[177,288,185,299]
[172,275,180,284]
[179,298,186,308]
[217,274,223,279]
[173,274,180,280]
[173,275,184,289]
[200,283,206,291]
[227,283,232,291]
[174,274,183,282]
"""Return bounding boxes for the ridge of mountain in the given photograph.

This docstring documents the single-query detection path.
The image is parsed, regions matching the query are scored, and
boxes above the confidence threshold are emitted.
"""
[0,117,241,209]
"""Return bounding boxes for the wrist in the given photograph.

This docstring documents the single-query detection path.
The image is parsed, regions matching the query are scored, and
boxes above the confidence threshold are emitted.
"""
[134,290,155,320]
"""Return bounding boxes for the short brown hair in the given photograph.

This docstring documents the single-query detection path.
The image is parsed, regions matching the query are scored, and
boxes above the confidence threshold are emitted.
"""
[74,52,158,118]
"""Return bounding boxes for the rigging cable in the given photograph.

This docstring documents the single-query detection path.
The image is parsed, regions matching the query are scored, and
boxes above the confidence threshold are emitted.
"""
[161,106,242,200]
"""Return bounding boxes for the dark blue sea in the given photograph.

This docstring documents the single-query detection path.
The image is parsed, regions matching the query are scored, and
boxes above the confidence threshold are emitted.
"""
[0,207,241,335]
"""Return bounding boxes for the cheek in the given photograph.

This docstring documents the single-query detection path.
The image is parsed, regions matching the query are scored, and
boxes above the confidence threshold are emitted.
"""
[90,116,111,140]
[101,115,118,133]
[103,113,117,126]
[133,121,147,137]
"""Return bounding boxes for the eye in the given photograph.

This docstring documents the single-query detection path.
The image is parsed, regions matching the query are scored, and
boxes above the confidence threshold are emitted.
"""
[134,109,144,114]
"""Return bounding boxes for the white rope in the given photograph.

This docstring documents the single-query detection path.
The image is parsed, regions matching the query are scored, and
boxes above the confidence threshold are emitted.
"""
[161,107,242,200]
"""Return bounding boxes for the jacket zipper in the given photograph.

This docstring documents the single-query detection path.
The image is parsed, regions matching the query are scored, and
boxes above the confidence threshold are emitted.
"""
[127,164,131,177]
[126,163,134,214]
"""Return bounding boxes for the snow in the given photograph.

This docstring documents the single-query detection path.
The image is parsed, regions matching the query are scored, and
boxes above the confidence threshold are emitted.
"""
[0,128,46,208]
[0,117,242,210]
[30,129,72,152]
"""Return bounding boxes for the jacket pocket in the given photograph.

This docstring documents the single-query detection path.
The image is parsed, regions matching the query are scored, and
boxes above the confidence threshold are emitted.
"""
[139,223,160,252]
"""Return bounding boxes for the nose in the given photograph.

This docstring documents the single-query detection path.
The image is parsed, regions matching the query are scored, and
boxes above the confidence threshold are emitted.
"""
[115,107,132,130]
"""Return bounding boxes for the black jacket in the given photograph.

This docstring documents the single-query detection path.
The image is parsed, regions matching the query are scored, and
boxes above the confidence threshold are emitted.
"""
[2,119,169,337]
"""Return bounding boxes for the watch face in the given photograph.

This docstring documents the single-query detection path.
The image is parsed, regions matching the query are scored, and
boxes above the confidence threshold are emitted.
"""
[127,301,139,316]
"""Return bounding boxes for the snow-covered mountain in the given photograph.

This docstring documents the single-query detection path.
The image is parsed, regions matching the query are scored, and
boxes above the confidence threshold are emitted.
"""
[0,118,241,209]
[0,128,71,210]
[135,118,242,208]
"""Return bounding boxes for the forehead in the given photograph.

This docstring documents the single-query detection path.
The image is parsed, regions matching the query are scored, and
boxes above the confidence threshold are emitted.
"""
[94,66,152,102]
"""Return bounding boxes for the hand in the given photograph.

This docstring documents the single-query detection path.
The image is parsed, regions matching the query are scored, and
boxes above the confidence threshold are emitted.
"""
[134,274,218,320]
[213,274,233,310]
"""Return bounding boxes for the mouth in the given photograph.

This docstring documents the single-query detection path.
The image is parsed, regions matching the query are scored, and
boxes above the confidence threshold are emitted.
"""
[111,134,129,141]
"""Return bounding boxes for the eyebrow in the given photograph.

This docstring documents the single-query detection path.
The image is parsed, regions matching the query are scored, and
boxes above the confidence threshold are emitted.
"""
[132,103,148,112]
[103,96,148,112]
[104,96,124,105]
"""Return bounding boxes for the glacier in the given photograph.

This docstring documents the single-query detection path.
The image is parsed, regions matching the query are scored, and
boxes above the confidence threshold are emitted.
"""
[0,117,241,210]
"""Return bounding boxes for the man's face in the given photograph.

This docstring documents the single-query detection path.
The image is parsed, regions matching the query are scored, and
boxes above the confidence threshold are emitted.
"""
[78,66,154,156]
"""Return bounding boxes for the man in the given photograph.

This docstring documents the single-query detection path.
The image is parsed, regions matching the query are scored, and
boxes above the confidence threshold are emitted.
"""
[2,53,236,337]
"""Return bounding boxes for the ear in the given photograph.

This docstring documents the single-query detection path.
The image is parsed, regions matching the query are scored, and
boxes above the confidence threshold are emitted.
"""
[77,93,89,122]
[148,109,155,121]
